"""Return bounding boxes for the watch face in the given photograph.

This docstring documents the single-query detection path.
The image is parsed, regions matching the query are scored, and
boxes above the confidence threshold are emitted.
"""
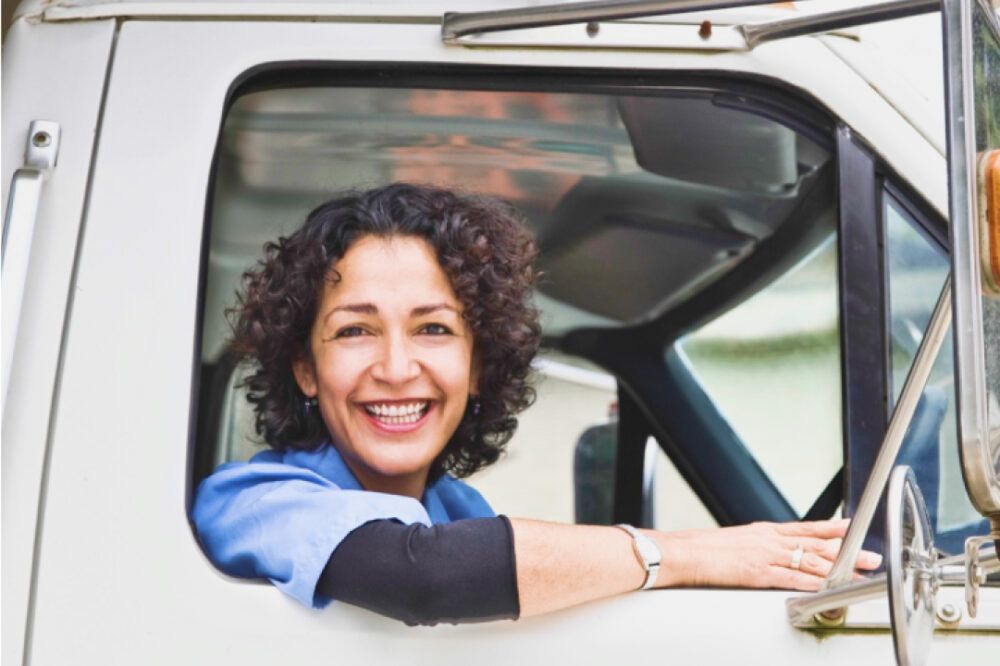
[635,535,661,566]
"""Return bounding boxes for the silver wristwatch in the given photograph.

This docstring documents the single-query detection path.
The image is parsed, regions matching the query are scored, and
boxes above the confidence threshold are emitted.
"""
[615,523,661,590]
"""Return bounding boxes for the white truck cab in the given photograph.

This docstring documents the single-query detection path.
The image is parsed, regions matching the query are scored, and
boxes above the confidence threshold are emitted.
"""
[3,1,999,664]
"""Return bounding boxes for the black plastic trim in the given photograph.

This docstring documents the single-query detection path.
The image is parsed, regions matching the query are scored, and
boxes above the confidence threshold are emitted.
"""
[881,179,949,251]
[613,390,653,527]
[836,125,889,525]
[803,468,844,521]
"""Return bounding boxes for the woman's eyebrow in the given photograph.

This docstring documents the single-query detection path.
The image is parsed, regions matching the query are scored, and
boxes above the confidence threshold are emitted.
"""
[323,302,377,324]
[323,302,458,323]
[411,303,459,317]
[333,303,378,314]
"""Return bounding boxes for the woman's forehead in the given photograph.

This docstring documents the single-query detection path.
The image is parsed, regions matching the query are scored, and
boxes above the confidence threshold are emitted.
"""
[324,235,460,307]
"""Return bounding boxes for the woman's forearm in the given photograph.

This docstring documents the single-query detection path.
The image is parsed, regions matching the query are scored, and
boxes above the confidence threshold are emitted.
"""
[510,517,882,618]
[510,518,653,616]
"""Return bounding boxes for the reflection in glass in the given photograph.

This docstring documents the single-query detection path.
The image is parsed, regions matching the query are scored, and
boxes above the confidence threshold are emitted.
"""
[209,86,831,357]
[884,196,987,552]
[679,234,841,516]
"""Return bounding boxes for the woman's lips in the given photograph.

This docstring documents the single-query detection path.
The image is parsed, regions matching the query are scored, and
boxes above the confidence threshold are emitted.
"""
[359,402,433,434]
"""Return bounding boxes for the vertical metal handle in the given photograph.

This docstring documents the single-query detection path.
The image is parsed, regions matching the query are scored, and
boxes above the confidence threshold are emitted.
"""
[2,120,61,413]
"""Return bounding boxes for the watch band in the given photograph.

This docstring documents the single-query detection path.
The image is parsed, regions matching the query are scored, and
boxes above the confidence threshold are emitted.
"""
[615,523,661,590]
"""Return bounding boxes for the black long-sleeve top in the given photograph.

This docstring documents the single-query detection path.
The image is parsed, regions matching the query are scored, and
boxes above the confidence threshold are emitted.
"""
[317,516,520,626]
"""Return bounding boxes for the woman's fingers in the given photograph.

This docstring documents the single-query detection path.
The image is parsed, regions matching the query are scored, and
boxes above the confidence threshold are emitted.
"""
[781,536,840,560]
[772,522,883,573]
[775,518,851,539]
[768,567,825,592]
[782,537,882,569]
[771,537,881,585]
[790,551,834,578]
[770,543,833,577]
[855,549,883,570]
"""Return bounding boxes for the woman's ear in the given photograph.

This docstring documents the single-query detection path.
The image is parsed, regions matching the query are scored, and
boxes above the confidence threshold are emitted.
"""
[291,354,318,398]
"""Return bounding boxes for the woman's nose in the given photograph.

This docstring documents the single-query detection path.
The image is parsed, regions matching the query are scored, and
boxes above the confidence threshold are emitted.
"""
[370,334,420,384]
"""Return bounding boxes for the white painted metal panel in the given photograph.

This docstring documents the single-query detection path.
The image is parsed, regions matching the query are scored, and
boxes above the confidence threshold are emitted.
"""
[26,17,991,664]
[0,17,116,666]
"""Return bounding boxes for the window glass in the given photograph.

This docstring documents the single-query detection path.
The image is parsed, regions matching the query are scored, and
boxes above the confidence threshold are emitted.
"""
[204,86,829,360]
[677,232,842,517]
[465,353,616,523]
[199,83,830,526]
[883,194,987,553]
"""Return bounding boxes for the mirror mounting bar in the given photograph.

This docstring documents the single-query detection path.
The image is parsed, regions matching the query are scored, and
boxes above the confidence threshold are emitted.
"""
[786,542,999,627]
[442,0,939,46]
[824,277,953,593]
[442,0,776,41]
[739,0,937,49]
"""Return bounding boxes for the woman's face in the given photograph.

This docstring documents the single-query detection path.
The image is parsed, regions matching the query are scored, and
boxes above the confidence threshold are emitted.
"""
[292,234,477,498]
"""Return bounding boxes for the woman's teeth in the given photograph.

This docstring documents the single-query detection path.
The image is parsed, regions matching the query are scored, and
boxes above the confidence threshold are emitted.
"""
[363,402,429,425]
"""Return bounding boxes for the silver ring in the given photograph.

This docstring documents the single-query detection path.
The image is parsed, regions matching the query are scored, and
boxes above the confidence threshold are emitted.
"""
[790,544,805,571]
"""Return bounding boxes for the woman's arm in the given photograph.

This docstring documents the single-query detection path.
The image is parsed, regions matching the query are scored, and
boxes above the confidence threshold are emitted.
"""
[318,515,880,624]
[511,517,880,617]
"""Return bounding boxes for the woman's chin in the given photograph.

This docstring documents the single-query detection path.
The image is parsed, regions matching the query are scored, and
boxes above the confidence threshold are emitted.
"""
[356,448,438,485]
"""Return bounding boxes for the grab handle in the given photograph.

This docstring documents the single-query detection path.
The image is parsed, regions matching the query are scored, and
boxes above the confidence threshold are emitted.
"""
[2,121,61,412]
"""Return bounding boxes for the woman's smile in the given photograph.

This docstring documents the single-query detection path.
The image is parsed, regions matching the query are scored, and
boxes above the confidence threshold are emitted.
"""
[358,399,433,432]
[292,234,477,498]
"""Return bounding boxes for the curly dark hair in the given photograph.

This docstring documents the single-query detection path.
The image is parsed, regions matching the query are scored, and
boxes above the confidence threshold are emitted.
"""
[230,183,541,479]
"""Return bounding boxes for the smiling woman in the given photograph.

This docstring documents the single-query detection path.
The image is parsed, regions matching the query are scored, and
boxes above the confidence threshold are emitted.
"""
[229,185,539,483]
[193,184,540,619]
[292,237,480,499]
[191,183,882,625]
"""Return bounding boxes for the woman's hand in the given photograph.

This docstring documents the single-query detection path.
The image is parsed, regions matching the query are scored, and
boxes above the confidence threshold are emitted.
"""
[653,518,882,592]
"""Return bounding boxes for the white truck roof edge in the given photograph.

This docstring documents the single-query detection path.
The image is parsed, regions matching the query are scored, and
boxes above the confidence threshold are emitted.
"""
[17,0,872,24]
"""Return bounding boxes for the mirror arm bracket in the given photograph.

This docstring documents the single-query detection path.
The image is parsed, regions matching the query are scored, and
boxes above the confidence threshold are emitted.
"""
[823,277,952,595]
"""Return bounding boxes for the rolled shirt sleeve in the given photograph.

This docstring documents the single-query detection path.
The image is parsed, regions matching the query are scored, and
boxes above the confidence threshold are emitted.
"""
[192,460,433,608]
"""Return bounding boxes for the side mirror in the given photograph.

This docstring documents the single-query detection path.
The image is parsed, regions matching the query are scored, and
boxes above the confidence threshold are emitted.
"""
[943,0,1000,542]
[886,465,935,666]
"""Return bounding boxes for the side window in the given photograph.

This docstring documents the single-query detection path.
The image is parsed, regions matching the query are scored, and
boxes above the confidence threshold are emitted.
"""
[468,353,617,524]
[883,192,988,553]
[677,231,842,517]
[196,80,832,532]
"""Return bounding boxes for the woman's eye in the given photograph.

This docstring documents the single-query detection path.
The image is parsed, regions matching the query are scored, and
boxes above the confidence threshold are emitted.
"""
[420,323,452,336]
[335,326,369,338]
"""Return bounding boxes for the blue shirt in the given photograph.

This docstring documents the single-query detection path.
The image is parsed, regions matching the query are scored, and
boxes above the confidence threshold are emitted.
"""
[192,444,494,608]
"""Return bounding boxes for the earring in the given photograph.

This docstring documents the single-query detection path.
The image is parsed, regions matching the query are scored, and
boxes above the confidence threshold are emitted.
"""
[304,396,318,414]
[471,397,481,417]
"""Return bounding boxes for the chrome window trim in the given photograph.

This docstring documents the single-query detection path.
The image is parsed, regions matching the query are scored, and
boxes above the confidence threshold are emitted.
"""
[441,0,776,41]
[738,0,937,50]
[441,0,938,49]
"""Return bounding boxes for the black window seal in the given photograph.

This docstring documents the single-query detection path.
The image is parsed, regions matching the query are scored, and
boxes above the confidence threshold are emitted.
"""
[880,177,950,252]
[835,130,951,548]
[836,125,889,530]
